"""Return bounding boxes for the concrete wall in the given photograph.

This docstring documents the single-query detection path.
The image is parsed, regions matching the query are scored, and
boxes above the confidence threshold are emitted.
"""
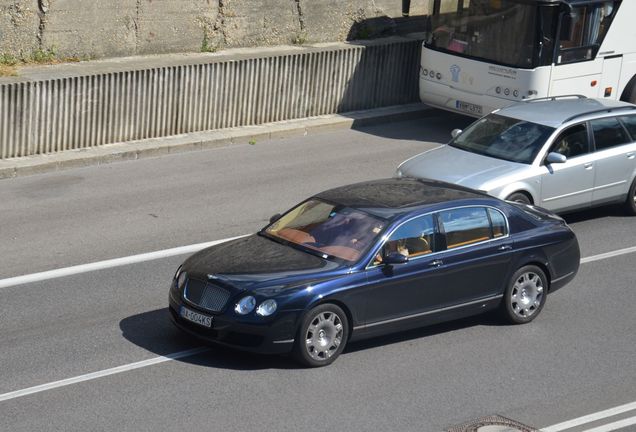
[0,0,431,59]
[0,37,422,159]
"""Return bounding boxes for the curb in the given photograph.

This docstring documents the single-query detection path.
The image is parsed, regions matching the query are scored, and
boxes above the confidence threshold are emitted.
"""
[0,103,436,180]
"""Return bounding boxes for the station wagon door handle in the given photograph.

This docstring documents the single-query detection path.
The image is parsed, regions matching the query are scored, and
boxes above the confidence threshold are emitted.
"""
[429,259,443,267]
[498,245,513,251]
[584,162,593,169]
[627,152,635,159]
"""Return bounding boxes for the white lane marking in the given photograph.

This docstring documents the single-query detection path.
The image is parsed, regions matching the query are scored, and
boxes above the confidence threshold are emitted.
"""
[1,241,636,403]
[1,236,635,291]
[580,245,636,264]
[0,347,209,403]
[0,235,247,289]
[580,415,636,432]
[541,401,636,431]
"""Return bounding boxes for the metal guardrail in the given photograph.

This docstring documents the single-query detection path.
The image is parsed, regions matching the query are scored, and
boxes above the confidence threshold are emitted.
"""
[0,39,421,159]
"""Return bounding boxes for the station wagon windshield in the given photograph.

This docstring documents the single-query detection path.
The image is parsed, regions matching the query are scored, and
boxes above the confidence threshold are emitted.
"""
[449,114,555,164]
[264,199,387,262]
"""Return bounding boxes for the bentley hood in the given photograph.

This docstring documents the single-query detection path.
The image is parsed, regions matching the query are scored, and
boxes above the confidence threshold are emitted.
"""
[181,234,343,292]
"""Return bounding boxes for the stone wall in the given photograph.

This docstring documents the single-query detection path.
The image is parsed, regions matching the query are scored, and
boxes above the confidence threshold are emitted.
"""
[0,0,431,59]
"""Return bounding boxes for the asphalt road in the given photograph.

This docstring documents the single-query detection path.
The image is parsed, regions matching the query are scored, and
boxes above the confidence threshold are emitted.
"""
[1,112,635,432]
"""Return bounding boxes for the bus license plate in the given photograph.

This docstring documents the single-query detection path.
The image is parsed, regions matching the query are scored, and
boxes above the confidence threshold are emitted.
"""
[456,100,483,115]
[180,306,212,328]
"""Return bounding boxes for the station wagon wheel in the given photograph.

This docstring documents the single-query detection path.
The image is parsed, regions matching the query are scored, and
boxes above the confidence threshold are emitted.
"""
[506,192,531,205]
[501,265,547,324]
[293,304,349,367]
[625,178,636,216]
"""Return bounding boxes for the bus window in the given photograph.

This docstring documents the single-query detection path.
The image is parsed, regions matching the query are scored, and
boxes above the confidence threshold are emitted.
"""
[557,1,617,64]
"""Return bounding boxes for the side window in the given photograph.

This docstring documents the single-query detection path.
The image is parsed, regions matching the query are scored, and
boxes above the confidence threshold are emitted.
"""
[549,124,589,159]
[590,118,631,151]
[439,207,492,249]
[375,215,436,264]
[488,208,508,238]
[557,2,617,64]
[618,115,636,141]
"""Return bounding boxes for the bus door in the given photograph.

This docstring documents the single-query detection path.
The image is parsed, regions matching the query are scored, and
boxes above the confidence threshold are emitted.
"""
[549,1,619,99]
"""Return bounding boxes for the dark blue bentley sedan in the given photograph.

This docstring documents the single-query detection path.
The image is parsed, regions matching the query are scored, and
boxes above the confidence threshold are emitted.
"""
[168,178,580,367]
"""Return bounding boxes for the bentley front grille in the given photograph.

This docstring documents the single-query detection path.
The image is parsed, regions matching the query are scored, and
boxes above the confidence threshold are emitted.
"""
[184,279,231,313]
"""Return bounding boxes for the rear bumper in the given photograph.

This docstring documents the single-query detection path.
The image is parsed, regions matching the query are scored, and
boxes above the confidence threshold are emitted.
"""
[169,297,300,355]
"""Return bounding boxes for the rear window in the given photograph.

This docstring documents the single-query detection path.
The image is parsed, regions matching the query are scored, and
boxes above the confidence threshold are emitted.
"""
[439,207,495,249]
[591,117,631,151]
[619,115,636,141]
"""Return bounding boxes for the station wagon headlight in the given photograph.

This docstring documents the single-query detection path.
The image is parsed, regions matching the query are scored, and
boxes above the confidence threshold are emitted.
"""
[256,299,278,317]
[235,296,256,315]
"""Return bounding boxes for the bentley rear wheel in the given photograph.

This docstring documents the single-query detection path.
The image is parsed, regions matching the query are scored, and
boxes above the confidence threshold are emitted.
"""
[501,265,548,324]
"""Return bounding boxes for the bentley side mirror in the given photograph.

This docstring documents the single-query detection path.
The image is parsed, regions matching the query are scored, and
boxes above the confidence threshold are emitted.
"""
[451,129,463,139]
[383,252,409,265]
[269,213,282,224]
[546,152,567,164]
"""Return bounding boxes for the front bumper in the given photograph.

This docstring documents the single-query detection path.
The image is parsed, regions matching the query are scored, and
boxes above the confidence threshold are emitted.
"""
[168,296,301,355]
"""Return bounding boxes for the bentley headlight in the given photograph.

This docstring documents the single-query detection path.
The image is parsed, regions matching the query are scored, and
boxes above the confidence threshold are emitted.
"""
[256,299,278,317]
[235,296,256,315]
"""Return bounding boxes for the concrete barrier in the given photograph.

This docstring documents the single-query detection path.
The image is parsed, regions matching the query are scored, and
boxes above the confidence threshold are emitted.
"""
[0,37,422,159]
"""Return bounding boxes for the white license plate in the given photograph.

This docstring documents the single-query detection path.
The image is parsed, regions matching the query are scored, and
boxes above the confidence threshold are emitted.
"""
[180,306,212,328]
[455,100,483,115]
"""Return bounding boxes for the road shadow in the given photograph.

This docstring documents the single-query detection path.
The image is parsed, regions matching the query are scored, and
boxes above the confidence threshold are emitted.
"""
[350,110,473,143]
[562,204,630,224]
[121,307,505,369]
[119,308,300,371]
[345,312,504,354]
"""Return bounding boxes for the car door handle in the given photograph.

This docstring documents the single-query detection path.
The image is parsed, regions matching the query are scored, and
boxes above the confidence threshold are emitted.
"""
[627,152,635,159]
[498,245,513,251]
[429,259,443,267]
[584,162,593,169]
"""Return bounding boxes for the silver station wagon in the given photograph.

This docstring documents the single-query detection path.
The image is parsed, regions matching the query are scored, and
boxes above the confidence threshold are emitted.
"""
[396,96,636,215]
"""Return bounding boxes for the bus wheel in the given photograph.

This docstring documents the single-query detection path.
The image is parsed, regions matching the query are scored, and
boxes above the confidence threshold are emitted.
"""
[621,76,636,104]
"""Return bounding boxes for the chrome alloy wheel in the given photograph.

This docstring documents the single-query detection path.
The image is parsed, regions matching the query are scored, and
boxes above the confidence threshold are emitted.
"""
[510,271,544,319]
[305,311,344,361]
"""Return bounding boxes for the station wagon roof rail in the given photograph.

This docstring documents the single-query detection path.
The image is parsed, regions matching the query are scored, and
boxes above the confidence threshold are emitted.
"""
[562,105,636,123]
[526,95,587,103]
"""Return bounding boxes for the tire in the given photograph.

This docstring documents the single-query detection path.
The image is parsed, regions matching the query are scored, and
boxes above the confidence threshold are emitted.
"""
[621,76,636,104]
[293,303,349,367]
[625,178,636,216]
[506,192,531,205]
[500,265,548,324]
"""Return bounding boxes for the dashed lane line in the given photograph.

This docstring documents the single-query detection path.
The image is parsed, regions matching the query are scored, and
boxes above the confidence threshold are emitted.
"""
[0,235,247,289]
[541,402,636,431]
[1,238,635,290]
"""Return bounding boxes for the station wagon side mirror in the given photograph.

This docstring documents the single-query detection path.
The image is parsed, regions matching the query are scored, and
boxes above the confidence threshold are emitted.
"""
[269,213,282,224]
[451,129,463,139]
[546,152,567,164]
[383,252,409,265]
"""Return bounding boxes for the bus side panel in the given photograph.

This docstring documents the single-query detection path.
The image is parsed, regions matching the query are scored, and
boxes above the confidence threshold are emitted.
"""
[549,59,603,98]
[617,53,636,100]
[598,1,636,60]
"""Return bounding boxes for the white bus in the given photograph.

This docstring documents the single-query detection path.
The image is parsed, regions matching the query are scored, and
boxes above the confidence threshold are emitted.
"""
[412,0,636,116]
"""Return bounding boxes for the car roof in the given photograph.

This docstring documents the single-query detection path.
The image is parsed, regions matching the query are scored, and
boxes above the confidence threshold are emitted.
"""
[315,178,490,218]
[495,97,636,128]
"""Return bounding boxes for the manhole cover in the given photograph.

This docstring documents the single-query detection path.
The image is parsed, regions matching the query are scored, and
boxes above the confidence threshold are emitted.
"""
[447,415,537,432]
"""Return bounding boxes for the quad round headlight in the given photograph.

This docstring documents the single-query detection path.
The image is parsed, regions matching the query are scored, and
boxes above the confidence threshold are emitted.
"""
[235,296,256,315]
[256,299,278,317]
